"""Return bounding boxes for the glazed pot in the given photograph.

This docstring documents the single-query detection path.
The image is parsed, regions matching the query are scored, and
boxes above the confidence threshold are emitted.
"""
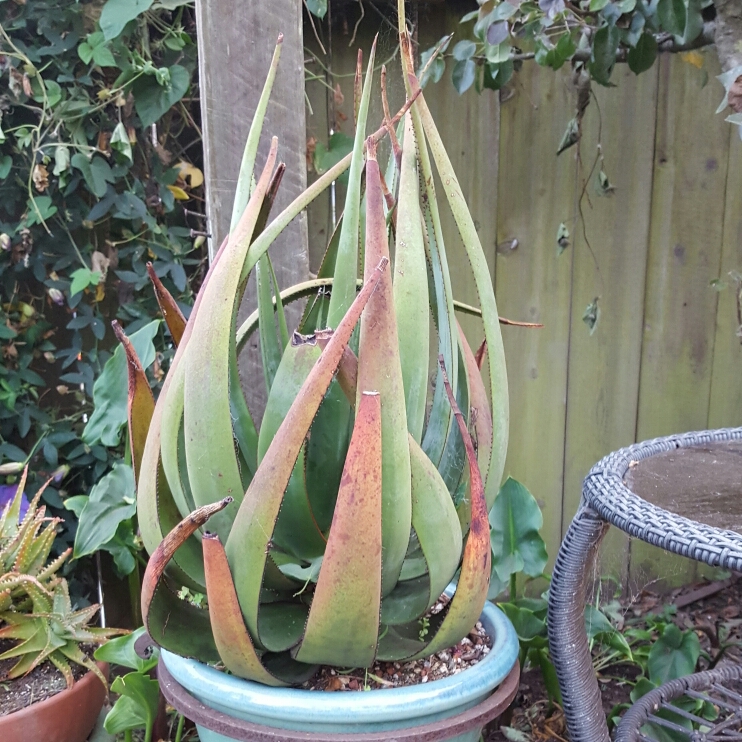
[159,603,519,742]
[0,662,108,742]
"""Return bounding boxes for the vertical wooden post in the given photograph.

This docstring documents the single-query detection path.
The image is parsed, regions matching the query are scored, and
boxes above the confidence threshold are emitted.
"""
[196,0,309,416]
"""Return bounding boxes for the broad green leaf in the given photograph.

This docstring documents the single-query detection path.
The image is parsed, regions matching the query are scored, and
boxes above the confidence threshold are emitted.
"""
[69,267,101,297]
[452,59,476,94]
[94,627,158,672]
[489,477,548,592]
[100,0,154,40]
[133,65,190,128]
[0,155,11,179]
[657,0,685,37]
[305,0,327,18]
[83,320,159,447]
[483,60,514,90]
[589,24,620,86]
[257,342,327,559]
[71,153,115,198]
[104,672,159,734]
[648,624,700,685]
[499,602,547,641]
[313,133,354,186]
[452,40,477,61]
[295,392,382,666]
[628,32,658,74]
[73,463,136,559]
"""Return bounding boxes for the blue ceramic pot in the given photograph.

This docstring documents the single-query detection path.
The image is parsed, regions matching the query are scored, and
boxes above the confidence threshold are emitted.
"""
[161,600,518,742]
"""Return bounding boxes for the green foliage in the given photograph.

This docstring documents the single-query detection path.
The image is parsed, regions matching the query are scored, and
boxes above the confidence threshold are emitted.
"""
[420,0,712,94]
[95,628,162,738]
[488,477,548,599]
[0,0,206,600]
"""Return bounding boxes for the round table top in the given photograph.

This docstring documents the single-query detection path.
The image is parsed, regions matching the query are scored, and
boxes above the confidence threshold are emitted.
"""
[623,439,742,534]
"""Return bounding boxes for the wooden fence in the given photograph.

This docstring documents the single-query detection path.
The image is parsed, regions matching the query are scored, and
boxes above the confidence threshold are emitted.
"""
[303,3,742,592]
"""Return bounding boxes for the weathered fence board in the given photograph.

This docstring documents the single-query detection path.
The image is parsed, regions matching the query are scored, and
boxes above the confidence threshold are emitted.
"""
[562,64,660,585]
[196,0,309,418]
[630,52,732,591]
[495,64,578,568]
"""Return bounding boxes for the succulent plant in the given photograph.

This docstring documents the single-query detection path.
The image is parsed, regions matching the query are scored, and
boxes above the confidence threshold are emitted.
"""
[0,470,69,613]
[0,579,123,688]
[129,16,509,686]
[0,468,125,688]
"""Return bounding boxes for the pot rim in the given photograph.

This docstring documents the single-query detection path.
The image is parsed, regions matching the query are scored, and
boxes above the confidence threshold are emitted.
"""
[160,601,518,726]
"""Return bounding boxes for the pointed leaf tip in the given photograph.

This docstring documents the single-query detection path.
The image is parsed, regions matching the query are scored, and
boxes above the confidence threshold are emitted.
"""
[146,263,186,346]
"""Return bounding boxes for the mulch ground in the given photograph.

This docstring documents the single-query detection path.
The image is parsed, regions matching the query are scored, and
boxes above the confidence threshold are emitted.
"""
[484,575,742,741]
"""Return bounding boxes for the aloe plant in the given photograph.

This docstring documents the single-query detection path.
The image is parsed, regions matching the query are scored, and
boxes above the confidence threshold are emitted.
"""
[0,470,69,612]
[0,468,125,687]
[128,19,509,686]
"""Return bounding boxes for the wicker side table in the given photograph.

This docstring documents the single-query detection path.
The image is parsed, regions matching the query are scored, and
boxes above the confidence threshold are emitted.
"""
[547,428,742,742]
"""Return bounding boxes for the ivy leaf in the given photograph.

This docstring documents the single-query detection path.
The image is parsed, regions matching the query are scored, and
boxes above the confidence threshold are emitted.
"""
[305,0,328,18]
[583,297,601,335]
[71,153,115,198]
[25,195,57,226]
[69,267,102,297]
[589,24,620,85]
[99,0,154,41]
[132,64,190,128]
[92,45,117,68]
[0,155,11,179]
[53,146,70,176]
[452,58,476,94]
[82,320,160,447]
[110,121,133,162]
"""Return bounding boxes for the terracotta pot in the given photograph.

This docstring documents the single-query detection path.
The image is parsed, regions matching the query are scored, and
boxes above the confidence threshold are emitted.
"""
[0,662,108,742]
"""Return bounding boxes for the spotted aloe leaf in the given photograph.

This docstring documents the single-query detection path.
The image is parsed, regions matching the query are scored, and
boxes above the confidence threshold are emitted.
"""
[326,41,375,328]
[202,533,287,686]
[140,498,232,661]
[393,112,429,444]
[224,257,388,644]
[318,340,462,628]
[146,263,186,346]
[406,357,491,659]
[404,56,509,499]
[294,391,382,667]
[112,321,155,488]
[182,138,278,541]
[138,237,231,592]
[357,141,411,596]
[257,341,327,560]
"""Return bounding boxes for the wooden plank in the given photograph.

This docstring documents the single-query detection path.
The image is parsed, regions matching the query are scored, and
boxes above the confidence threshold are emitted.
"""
[707,128,742,428]
[495,63,577,573]
[195,0,309,418]
[561,64,660,587]
[630,52,731,592]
